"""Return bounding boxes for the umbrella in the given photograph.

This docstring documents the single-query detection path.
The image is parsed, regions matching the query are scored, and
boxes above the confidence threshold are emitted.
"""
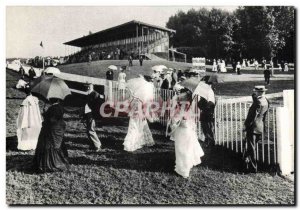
[126,77,154,103]
[30,74,53,88]
[151,65,168,73]
[208,74,224,84]
[44,67,61,75]
[180,77,213,103]
[31,77,71,100]
[108,65,118,71]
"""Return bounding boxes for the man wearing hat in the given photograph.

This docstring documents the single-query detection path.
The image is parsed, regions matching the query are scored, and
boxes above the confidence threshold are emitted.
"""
[84,83,104,152]
[244,86,269,172]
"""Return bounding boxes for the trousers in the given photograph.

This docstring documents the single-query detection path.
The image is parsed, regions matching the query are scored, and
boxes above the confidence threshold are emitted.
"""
[86,115,101,149]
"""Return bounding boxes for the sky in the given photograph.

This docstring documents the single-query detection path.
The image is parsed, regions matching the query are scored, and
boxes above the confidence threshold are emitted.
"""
[6,6,237,58]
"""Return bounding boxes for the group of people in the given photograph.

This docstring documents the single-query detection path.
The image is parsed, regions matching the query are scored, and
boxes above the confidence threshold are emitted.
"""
[15,62,270,177]
[212,59,227,72]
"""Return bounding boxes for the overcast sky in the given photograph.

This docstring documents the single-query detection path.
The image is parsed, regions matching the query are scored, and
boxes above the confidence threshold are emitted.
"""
[6,6,237,58]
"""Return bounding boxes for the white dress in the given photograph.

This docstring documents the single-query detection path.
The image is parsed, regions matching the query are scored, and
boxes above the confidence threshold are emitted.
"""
[123,99,155,152]
[173,118,204,178]
[168,96,204,178]
[16,95,42,150]
[212,61,217,72]
[118,72,126,90]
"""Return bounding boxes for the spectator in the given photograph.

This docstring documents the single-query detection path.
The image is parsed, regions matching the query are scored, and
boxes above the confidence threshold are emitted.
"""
[243,86,269,173]
[28,67,36,81]
[177,69,184,79]
[264,67,271,85]
[212,59,217,72]
[16,85,42,151]
[128,55,133,66]
[19,65,25,76]
[33,98,69,173]
[262,58,267,70]
[236,61,241,75]
[84,83,104,152]
[254,60,259,70]
[284,62,289,72]
[232,59,237,72]
[106,68,114,81]
[139,56,144,66]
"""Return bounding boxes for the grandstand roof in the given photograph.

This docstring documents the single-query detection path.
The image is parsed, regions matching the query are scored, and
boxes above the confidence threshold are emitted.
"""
[64,20,176,47]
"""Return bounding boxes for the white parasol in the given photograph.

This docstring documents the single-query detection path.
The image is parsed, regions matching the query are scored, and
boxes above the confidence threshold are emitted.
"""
[44,67,61,75]
[126,77,154,103]
[151,65,168,73]
[108,65,118,71]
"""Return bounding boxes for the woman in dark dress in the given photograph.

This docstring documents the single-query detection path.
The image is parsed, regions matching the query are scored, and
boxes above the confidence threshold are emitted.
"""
[33,98,69,173]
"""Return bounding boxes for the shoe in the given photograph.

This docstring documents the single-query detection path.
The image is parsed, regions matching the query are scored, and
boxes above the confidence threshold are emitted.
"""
[94,147,103,152]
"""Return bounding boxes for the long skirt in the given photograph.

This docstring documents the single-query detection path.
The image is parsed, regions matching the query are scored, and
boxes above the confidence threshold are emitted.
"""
[174,120,204,178]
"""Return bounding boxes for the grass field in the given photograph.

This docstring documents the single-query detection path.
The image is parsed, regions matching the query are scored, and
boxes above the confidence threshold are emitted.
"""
[58,60,294,82]
[6,69,295,205]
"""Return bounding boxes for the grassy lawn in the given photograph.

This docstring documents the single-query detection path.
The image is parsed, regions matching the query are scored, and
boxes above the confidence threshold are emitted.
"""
[6,69,294,205]
[58,60,294,81]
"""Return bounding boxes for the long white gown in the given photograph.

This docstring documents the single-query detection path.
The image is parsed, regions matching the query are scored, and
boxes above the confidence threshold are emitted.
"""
[16,94,42,150]
[123,99,155,152]
[168,95,204,178]
[173,118,204,178]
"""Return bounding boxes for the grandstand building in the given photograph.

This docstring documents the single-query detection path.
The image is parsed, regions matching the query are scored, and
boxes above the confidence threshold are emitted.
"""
[64,20,176,62]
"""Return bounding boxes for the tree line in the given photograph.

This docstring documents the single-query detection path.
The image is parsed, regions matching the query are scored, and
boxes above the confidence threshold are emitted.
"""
[166,6,295,63]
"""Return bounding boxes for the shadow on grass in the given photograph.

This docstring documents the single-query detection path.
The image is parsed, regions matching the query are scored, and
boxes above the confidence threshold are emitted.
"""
[200,144,245,173]
[6,136,18,152]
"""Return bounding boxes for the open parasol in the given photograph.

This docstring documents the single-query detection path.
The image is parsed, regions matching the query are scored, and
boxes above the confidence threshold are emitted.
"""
[108,65,118,71]
[44,67,61,75]
[126,77,154,103]
[151,65,168,73]
[31,76,71,100]
[180,77,214,103]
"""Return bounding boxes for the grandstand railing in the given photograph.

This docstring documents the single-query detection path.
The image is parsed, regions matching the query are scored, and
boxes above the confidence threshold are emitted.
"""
[110,82,279,167]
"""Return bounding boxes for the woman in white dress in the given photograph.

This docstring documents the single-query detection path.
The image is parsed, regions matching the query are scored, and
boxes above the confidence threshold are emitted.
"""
[167,90,204,178]
[118,69,126,100]
[16,86,42,150]
[212,59,217,72]
[123,77,155,152]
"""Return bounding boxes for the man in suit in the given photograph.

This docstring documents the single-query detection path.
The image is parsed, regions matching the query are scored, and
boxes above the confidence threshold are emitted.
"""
[198,81,216,148]
[84,83,105,151]
[244,86,269,172]
[264,67,271,85]
[106,68,114,81]
[19,65,25,76]
[28,66,36,81]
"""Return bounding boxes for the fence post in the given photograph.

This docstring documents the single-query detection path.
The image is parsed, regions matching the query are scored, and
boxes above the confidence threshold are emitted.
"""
[276,106,292,176]
[106,80,113,104]
[276,89,294,176]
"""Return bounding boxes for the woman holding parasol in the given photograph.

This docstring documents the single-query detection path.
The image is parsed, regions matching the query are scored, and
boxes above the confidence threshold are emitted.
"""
[31,76,71,173]
[167,78,205,178]
[123,76,156,152]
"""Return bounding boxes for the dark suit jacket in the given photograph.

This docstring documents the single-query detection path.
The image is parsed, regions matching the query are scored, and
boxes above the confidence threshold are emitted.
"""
[86,90,104,119]
[197,97,215,122]
[245,95,269,134]
[161,78,170,90]
[106,70,114,80]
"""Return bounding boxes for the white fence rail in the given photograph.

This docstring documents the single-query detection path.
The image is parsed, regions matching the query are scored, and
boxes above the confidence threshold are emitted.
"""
[215,97,279,166]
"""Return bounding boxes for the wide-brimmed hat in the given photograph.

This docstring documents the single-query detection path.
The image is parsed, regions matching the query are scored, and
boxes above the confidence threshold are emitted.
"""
[253,85,267,92]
